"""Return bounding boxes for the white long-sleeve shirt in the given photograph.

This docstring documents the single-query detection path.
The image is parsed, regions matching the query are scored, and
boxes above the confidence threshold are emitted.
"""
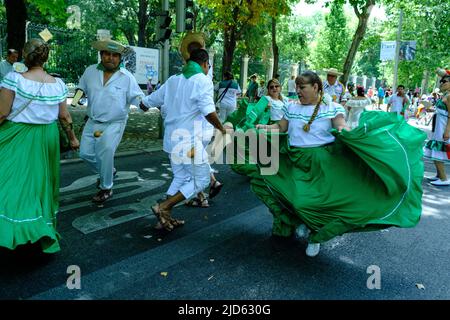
[142,72,215,155]
[78,64,144,123]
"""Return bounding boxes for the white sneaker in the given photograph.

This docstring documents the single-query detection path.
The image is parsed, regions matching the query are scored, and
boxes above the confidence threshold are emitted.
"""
[426,175,439,182]
[305,242,321,257]
[430,179,450,186]
[295,224,311,239]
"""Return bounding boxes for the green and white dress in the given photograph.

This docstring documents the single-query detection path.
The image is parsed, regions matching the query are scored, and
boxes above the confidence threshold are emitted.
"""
[0,71,68,253]
[423,96,449,162]
[246,101,426,243]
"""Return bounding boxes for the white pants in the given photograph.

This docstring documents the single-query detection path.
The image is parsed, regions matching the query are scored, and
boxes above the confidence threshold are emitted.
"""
[79,119,126,190]
[218,103,236,123]
[166,154,211,199]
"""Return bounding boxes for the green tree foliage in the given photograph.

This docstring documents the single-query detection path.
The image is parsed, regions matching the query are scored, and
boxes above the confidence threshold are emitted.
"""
[311,1,352,71]
[382,0,450,91]
[197,0,290,73]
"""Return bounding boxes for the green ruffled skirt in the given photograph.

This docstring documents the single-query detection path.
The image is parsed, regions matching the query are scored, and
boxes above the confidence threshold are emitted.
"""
[0,120,61,253]
[244,111,427,243]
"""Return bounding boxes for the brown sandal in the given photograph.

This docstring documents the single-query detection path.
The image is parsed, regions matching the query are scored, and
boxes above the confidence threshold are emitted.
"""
[151,203,174,231]
[185,197,210,208]
[92,189,113,203]
[154,217,185,230]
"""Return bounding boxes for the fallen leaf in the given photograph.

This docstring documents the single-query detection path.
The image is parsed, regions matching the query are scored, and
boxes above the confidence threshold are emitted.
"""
[160,272,168,277]
[416,283,425,290]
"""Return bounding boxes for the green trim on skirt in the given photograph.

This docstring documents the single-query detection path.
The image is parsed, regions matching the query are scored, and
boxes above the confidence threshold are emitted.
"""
[0,120,61,253]
[243,111,426,243]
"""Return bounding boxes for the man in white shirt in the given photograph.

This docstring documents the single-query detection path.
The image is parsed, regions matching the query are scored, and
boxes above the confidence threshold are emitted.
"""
[141,49,227,232]
[0,49,18,82]
[287,75,296,97]
[323,68,345,104]
[387,85,410,117]
[77,39,144,203]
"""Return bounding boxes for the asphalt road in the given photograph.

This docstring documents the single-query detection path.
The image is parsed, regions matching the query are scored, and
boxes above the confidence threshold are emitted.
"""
[0,143,449,300]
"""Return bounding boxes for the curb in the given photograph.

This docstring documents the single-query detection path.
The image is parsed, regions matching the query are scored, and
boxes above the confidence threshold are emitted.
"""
[60,145,163,165]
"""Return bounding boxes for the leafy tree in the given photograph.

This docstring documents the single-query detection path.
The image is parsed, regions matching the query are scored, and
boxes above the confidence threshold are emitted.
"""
[197,0,290,74]
[339,0,376,84]
[311,1,352,72]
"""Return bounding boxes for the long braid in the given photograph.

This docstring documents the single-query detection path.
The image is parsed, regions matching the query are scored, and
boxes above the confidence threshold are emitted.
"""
[303,91,323,132]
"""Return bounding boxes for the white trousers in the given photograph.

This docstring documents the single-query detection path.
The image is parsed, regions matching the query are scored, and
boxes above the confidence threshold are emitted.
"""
[166,154,211,199]
[79,119,126,190]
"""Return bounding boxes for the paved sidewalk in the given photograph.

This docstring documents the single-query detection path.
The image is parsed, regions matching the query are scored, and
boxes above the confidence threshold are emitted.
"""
[61,105,163,160]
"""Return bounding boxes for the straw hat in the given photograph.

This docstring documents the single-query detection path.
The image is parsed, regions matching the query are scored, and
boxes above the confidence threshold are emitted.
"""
[180,32,206,61]
[91,39,128,54]
[324,68,343,76]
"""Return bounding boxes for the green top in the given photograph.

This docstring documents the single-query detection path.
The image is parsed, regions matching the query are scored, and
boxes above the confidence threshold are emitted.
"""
[435,96,448,112]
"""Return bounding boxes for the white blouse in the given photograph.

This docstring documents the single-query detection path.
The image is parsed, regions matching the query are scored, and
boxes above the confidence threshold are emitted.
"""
[283,101,346,147]
[1,71,67,124]
[266,95,288,121]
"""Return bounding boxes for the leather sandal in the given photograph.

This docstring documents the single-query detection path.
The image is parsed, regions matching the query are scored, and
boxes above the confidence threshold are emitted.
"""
[185,197,209,208]
[208,181,223,199]
[92,189,113,203]
[151,203,174,231]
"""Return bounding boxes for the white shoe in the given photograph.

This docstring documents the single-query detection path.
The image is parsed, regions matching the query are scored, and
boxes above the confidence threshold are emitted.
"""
[426,175,439,182]
[430,179,450,186]
[295,224,311,239]
[305,242,321,257]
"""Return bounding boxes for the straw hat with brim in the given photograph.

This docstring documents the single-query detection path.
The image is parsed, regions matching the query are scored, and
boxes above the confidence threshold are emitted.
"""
[324,68,343,76]
[180,32,206,61]
[91,39,127,54]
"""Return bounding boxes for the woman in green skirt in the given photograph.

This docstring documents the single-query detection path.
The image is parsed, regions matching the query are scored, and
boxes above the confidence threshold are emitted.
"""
[249,71,426,257]
[0,39,79,253]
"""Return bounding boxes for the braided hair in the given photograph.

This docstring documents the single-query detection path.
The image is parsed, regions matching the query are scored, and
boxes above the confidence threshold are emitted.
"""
[23,38,50,68]
[295,71,324,132]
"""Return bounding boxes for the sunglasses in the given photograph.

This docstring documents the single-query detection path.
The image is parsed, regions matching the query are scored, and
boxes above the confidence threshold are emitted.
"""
[269,85,280,89]
[440,78,450,84]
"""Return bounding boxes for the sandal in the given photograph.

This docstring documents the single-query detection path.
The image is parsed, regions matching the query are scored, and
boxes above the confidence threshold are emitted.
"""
[208,181,223,199]
[185,197,210,208]
[154,218,185,230]
[92,189,113,203]
[151,203,174,231]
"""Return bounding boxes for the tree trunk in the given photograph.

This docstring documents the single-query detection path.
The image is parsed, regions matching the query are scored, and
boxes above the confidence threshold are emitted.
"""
[421,69,430,94]
[340,1,374,85]
[222,27,237,75]
[5,0,27,59]
[137,0,149,47]
[271,17,279,78]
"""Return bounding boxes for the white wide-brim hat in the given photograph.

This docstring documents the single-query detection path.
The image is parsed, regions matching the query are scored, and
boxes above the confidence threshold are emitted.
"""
[91,39,128,54]
[324,68,343,76]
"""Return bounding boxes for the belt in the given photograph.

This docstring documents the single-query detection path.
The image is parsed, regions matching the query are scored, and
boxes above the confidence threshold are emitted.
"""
[88,117,125,124]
